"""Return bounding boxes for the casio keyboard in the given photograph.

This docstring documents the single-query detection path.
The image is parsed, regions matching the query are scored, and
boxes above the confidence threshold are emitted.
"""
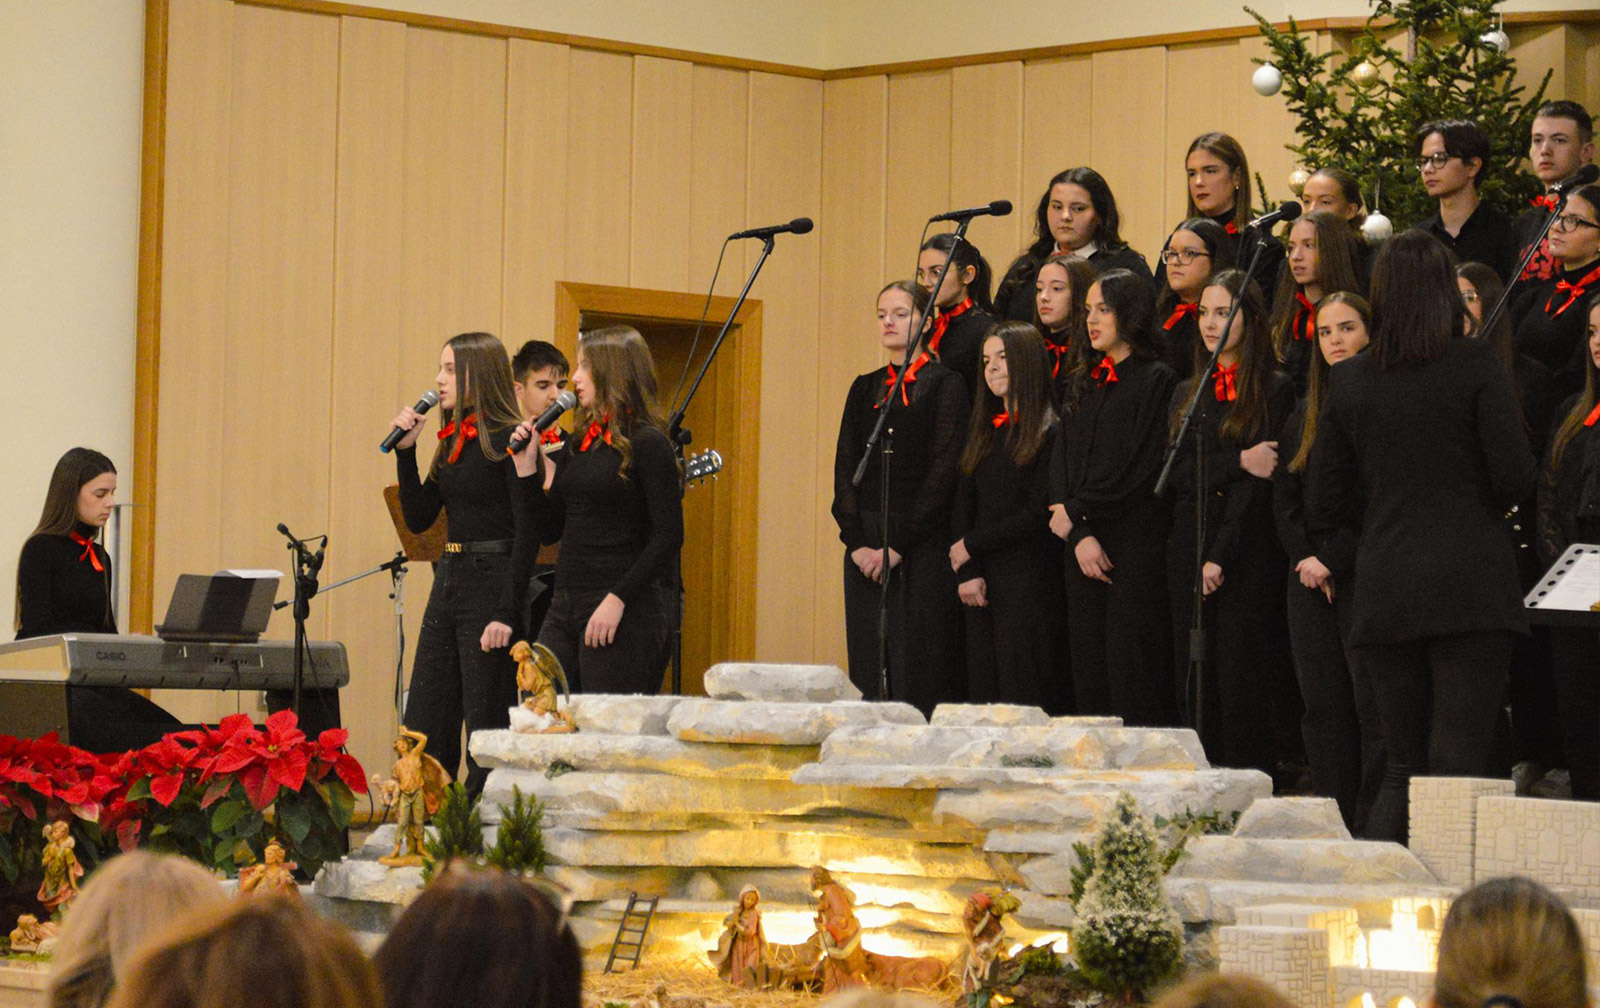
[0,634,349,743]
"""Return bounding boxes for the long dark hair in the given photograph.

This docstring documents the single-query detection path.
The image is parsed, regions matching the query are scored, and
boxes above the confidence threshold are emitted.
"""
[960,321,1056,475]
[1175,269,1276,445]
[1184,132,1252,228]
[574,325,668,479]
[1550,291,1600,471]
[1157,218,1236,316]
[1457,261,1516,378]
[1369,230,1464,367]
[1289,291,1372,473]
[921,232,994,313]
[1270,211,1365,361]
[995,166,1132,312]
[1091,269,1160,360]
[374,867,581,1008]
[430,332,524,476]
[16,448,116,631]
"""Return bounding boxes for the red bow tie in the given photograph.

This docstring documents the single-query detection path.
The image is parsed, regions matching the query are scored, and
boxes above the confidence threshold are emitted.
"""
[579,416,614,452]
[437,413,479,464]
[928,298,972,357]
[1531,194,1559,211]
[877,353,931,409]
[1585,400,1600,428]
[1224,220,1239,236]
[1164,302,1199,331]
[1546,264,1600,318]
[1045,336,1071,379]
[68,530,104,573]
[1293,292,1317,341]
[540,426,564,446]
[991,412,1011,429]
[1090,356,1119,386]
[1213,363,1239,402]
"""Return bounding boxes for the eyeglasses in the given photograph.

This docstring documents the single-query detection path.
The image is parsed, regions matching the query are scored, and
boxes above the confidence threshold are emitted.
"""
[1460,290,1480,303]
[1415,152,1458,171]
[1160,248,1212,265]
[1552,213,1600,233]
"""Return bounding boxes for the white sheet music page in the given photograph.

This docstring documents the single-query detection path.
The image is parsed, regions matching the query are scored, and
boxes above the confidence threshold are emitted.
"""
[1526,544,1600,611]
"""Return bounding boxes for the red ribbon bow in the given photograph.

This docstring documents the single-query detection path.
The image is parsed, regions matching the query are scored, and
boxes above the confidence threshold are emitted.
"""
[928,298,972,357]
[1585,400,1600,428]
[1163,301,1199,331]
[1293,291,1317,341]
[540,426,564,446]
[1531,194,1559,211]
[1045,336,1071,379]
[1213,363,1239,402]
[579,415,614,452]
[436,413,479,464]
[1224,220,1239,236]
[1090,356,1119,386]
[876,353,931,409]
[68,530,104,573]
[991,412,1011,429]
[1546,264,1600,318]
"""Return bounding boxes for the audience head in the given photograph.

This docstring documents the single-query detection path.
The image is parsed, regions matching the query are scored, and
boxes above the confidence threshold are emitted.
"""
[1434,876,1588,1008]
[877,280,932,354]
[1034,166,1130,256]
[1150,973,1299,1008]
[374,866,582,1008]
[1034,253,1096,338]
[918,232,995,313]
[1162,218,1237,303]
[1301,167,1368,229]
[105,895,380,1008]
[1185,133,1252,226]
[510,340,571,420]
[1529,100,1594,189]
[1416,119,1492,195]
[1369,229,1464,367]
[1549,184,1600,269]
[1086,269,1159,360]
[47,852,227,1008]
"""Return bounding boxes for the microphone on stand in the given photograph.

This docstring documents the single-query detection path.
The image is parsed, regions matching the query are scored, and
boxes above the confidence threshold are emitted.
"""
[929,200,1012,223]
[508,390,578,455]
[1550,163,1600,196]
[729,218,814,241]
[378,390,441,453]
[1244,201,1302,231]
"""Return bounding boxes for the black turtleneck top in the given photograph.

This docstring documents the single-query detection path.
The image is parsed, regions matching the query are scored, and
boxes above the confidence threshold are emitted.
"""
[15,524,115,641]
[1511,258,1600,398]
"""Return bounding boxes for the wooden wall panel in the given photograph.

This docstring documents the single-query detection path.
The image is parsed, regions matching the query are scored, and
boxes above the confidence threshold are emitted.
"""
[884,72,951,280]
[1231,36,1297,216]
[1163,42,1239,233]
[565,50,633,287]
[630,57,695,292]
[815,75,888,666]
[950,62,1026,266]
[746,72,823,661]
[328,15,412,774]
[687,66,750,298]
[505,39,570,346]
[1019,56,1094,261]
[1090,48,1167,274]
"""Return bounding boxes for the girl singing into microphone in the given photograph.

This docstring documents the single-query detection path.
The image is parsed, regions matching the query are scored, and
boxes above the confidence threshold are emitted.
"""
[389,332,537,796]
[515,326,683,696]
[917,232,997,392]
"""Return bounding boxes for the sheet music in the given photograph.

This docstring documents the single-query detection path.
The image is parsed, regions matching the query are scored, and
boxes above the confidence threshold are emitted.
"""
[217,569,284,579]
[1526,544,1600,611]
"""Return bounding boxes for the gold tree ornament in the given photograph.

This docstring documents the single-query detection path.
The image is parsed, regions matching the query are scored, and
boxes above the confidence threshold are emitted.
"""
[1351,60,1380,88]
[1288,169,1310,196]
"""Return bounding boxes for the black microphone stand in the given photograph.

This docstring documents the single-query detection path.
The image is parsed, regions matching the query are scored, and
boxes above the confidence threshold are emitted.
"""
[275,524,325,717]
[1478,188,1574,342]
[1153,232,1273,737]
[272,550,409,722]
[665,235,779,694]
[851,215,975,701]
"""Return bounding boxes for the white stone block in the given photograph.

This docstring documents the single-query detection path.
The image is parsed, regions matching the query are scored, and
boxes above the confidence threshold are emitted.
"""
[1235,903,1362,967]
[930,703,1051,727]
[1171,836,1438,886]
[931,769,1270,830]
[562,694,684,735]
[469,729,816,779]
[666,698,925,744]
[1409,776,1514,886]
[1218,925,1331,1008]
[1234,797,1352,840]
[1475,796,1600,900]
[702,663,861,703]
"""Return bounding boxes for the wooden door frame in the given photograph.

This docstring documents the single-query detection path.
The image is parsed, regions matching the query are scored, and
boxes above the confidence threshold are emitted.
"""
[553,281,761,667]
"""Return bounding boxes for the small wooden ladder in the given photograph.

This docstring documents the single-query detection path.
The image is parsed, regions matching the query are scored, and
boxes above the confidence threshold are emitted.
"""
[604,892,660,973]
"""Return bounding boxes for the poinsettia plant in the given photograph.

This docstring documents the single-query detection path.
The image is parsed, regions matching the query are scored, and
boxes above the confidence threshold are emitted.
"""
[0,733,127,890]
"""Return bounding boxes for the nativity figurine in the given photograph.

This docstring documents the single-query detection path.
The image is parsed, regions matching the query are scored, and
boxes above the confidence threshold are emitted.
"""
[960,889,1020,996]
[510,640,576,733]
[8,914,59,954]
[377,727,450,867]
[709,885,766,987]
[238,839,300,897]
[37,820,83,913]
[811,865,867,993]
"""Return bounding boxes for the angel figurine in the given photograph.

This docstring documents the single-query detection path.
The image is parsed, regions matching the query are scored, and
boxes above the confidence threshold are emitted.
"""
[710,885,766,987]
[510,640,576,733]
[376,727,450,867]
[238,839,300,897]
[37,819,83,913]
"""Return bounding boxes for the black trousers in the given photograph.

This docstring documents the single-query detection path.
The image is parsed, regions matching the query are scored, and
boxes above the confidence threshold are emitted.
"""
[539,582,668,696]
[1065,513,1173,725]
[1358,630,1513,843]
[964,551,1069,714]
[1548,626,1600,800]
[404,553,518,797]
[1286,580,1385,834]
[843,539,964,716]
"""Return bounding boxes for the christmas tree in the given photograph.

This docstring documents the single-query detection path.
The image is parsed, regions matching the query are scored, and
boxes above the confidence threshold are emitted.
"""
[1248,0,1549,230]
[421,782,484,883]
[1070,792,1184,1002]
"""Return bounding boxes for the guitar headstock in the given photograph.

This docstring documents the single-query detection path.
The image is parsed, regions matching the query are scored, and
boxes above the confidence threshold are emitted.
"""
[685,448,724,485]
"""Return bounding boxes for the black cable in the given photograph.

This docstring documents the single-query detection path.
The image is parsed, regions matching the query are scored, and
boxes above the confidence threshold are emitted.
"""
[669,238,733,418]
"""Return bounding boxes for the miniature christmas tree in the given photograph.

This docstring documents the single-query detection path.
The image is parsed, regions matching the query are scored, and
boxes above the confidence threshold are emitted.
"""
[1248,0,1549,229]
[421,782,483,883]
[485,785,547,875]
[1070,792,1184,1002]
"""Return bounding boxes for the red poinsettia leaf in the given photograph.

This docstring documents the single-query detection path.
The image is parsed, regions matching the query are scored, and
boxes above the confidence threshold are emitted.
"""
[317,727,349,751]
[209,745,259,775]
[265,709,305,743]
[217,713,256,743]
[116,818,142,852]
[267,749,310,792]
[55,782,90,806]
[198,776,234,809]
[240,765,278,810]
[333,754,368,794]
[149,772,184,807]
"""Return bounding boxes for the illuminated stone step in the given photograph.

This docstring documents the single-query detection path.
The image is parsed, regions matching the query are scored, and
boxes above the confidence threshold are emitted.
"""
[816,723,1207,771]
[703,663,861,703]
[470,729,818,780]
[1168,837,1438,886]
[665,698,926,744]
[931,768,1270,830]
[543,866,986,915]
[1164,879,1457,925]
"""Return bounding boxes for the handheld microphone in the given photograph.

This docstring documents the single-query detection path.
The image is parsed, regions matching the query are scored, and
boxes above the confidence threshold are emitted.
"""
[379,390,441,453]
[508,390,578,455]
[1244,201,1302,231]
[929,200,1012,223]
[1551,163,1600,196]
[729,218,814,241]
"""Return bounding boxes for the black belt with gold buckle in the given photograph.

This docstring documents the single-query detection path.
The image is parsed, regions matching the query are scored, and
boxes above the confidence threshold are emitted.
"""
[442,539,514,556]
